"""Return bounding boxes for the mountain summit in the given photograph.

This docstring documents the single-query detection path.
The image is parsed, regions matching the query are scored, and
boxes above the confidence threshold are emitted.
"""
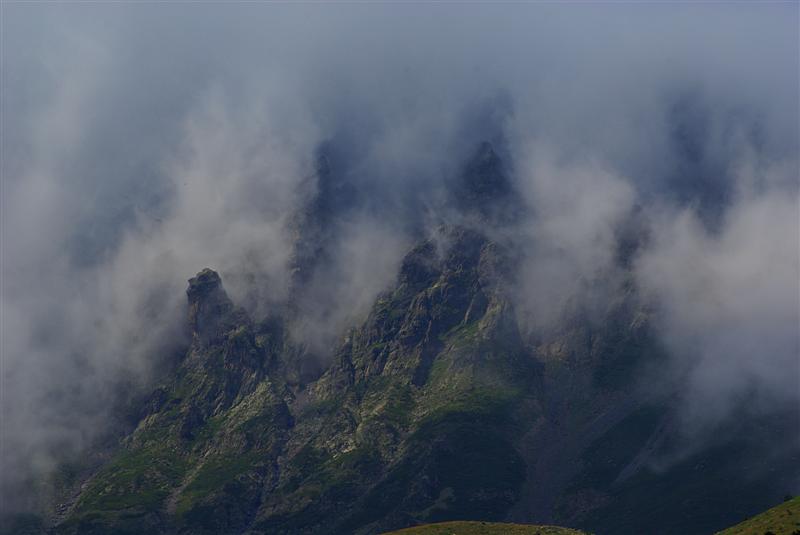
[453,141,521,224]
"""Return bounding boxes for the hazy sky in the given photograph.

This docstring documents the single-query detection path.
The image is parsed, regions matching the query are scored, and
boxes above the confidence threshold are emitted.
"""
[1,2,798,511]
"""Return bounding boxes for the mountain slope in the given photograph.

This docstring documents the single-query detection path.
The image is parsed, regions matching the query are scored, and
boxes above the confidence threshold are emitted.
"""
[717,496,800,535]
[56,222,542,534]
[44,143,799,535]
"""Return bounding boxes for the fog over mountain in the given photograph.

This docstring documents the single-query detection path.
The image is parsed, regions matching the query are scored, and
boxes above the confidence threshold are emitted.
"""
[1,2,797,519]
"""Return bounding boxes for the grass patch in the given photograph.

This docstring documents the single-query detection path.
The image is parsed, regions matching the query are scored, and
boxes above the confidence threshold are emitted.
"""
[416,385,520,433]
[75,447,187,513]
[175,453,259,516]
[441,320,481,346]
[382,521,588,535]
[301,395,342,417]
[717,495,800,535]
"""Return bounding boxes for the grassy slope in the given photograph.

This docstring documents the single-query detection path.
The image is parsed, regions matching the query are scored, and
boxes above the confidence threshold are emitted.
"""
[383,521,587,535]
[717,496,800,535]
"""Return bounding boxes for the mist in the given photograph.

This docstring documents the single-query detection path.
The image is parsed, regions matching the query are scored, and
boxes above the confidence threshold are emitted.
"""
[1,2,797,513]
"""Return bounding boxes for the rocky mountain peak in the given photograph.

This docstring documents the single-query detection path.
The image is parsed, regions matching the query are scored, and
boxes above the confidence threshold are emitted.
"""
[187,268,223,301]
[288,147,358,298]
[455,141,521,225]
[186,268,236,345]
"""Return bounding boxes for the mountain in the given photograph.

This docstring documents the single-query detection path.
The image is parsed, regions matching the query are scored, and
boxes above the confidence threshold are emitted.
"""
[56,224,539,534]
[18,143,797,535]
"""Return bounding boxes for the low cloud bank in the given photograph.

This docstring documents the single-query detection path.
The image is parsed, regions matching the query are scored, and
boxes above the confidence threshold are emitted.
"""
[2,3,797,511]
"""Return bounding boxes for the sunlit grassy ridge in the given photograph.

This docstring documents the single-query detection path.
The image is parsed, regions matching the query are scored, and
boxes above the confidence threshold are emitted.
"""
[383,521,588,535]
[717,496,800,535]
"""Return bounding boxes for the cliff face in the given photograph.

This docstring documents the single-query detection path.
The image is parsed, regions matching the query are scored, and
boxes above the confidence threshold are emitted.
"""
[50,144,798,535]
[58,225,540,535]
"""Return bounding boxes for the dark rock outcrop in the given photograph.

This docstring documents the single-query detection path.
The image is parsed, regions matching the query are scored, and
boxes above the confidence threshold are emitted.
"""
[187,268,241,346]
[453,141,522,225]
